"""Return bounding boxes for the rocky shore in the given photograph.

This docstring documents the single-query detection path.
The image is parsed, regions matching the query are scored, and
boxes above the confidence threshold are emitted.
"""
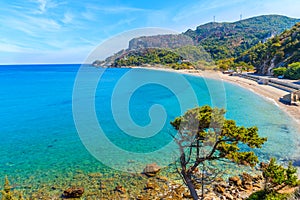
[2,162,268,199]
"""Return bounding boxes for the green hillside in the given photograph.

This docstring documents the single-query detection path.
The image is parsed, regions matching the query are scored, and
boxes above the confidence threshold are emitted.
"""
[94,15,300,68]
[111,48,193,69]
[238,22,300,75]
[184,15,300,60]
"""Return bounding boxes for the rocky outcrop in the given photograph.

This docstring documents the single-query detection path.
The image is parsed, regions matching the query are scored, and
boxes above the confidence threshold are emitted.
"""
[137,172,264,200]
[129,34,194,50]
[209,173,264,199]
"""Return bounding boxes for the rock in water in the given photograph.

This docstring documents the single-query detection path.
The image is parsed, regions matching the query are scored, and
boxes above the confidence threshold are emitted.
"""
[143,163,161,177]
[63,187,84,198]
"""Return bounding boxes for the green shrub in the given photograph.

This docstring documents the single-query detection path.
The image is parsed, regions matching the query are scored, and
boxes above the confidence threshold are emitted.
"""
[284,62,300,79]
[273,67,287,77]
[247,190,290,200]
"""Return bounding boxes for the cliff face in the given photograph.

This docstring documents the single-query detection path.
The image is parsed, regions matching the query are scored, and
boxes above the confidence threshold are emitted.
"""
[238,22,300,74]
[128,34,194,50]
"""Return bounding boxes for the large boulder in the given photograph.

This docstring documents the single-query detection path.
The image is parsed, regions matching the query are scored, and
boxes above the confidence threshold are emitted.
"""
[229,176,242,187]
[143,163,161,177]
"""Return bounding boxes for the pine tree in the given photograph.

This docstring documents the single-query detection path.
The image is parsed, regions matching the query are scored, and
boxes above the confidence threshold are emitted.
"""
[262,158,299,193]
[170,105,267,199]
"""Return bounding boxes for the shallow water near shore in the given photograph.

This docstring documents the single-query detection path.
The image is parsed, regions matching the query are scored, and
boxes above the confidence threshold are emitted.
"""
[0,64,299,197]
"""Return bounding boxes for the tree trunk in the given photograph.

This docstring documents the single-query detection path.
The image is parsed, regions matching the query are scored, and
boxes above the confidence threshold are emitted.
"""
[182,171,199,200]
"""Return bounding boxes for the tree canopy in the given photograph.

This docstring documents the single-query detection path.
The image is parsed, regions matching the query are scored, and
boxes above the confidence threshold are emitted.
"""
[170,105,267,199]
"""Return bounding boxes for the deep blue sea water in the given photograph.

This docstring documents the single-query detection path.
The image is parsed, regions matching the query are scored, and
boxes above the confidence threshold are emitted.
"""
[0,64,299,192]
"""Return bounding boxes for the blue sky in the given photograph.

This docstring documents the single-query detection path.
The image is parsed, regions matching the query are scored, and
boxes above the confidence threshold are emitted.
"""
[1,0,300,64]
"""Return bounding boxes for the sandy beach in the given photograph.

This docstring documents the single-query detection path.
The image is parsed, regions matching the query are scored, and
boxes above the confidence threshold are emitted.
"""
[136,67,300,131]
[202,70,300,130]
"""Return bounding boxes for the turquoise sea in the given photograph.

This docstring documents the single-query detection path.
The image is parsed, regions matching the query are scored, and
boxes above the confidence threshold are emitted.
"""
[0,64,299,196]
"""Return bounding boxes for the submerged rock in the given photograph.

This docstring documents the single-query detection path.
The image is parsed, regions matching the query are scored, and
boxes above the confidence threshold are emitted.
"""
[62,187,84,198]
[143,163,161,177]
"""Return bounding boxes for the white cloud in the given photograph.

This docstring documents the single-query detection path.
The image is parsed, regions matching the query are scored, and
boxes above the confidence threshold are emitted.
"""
[0,43,29,53]
[85,4,147,14]
[1,14,61,37]
[0,38,37,53]
[107,18,136,30]
[36,0,47,14]
[62,12,73,24]
[257,0,300,19]
[0,45,94,64]
[32,0,63,14]
[172,0,247,23]
[81,10,95,21]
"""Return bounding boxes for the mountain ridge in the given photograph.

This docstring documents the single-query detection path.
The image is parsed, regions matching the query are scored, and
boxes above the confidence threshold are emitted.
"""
[130,15,300,60]
[94,15,300,68]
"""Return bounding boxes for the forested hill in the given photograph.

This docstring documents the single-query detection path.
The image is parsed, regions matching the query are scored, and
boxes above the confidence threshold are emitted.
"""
[238,22,300,75]
[128,15,299,60]
[184,15,299,60]
[93,15,300,68]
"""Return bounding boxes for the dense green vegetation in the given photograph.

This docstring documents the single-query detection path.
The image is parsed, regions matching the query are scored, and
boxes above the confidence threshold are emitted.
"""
[238,22,300,75]
[184,15,299,60]
[174,45,212,63]
[273,67,287,77]
[273,63,300,79]
[247,190,290,200]
[216,58,254,72]
[247,158,299,200]
[262,158,299,192]
[112,48,193,69]
[284,62,300,79]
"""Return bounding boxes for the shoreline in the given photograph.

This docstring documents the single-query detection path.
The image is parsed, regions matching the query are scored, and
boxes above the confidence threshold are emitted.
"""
[133,66,300,132]
[136,66,300,178]
[203,70,300,131]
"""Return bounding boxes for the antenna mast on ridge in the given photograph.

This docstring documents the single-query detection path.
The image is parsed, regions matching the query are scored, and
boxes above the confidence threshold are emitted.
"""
[213,16,216,23]
[240,14,243,21]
